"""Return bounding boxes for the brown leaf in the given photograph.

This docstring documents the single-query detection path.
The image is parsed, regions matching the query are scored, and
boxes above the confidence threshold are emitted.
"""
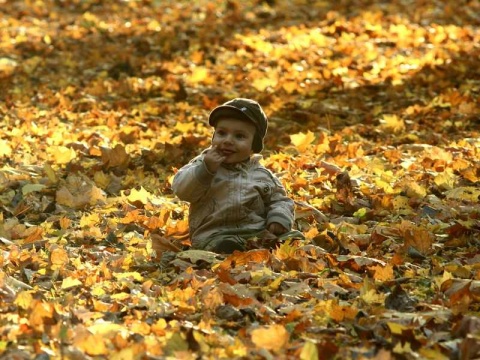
[400,221,434,256]
[101,144,130,169]
[151,234,182,260]
[384,285,417,312]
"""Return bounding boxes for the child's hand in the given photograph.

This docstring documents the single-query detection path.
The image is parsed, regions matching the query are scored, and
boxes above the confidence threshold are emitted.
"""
[267,222,287,235]
[204,146,226,173]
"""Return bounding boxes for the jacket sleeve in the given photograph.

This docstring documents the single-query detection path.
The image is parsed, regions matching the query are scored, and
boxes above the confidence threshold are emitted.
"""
[172,155,215,203]
[263,171,295,230]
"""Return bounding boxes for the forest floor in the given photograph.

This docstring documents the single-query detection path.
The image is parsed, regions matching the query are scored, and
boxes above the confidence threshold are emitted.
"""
[0,0,479,359]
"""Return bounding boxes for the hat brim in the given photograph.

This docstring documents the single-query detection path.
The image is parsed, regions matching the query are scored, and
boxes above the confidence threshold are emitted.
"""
[208,106,257,129]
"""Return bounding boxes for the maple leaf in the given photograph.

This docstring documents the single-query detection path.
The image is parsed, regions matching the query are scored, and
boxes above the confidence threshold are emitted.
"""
[101,144,130,169]
[290,131,315,153]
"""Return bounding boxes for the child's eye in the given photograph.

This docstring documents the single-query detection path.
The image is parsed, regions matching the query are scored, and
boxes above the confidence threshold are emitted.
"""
[236,133,246,139]
[216,130,226,136]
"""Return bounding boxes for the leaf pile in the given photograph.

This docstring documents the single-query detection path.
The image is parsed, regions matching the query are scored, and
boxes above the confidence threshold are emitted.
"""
[1,0,479,359]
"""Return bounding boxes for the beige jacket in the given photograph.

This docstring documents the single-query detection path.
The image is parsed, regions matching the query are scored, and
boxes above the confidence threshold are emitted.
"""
[172,152,295,247]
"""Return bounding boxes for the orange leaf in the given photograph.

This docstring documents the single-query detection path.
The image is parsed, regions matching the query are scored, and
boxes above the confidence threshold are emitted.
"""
[218,249,271,270]
[370,263,394,282]
[29,300,55,332]
[223,292,254,307]
[49,245,69,269]
[23,226,43,243]
[328,302,358,322]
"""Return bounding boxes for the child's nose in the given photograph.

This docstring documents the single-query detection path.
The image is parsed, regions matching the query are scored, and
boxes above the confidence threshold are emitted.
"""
[223,134,234,143]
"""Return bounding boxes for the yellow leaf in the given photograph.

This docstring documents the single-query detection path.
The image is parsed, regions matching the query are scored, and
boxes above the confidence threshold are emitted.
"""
[124,186,151,205]
[92,286,106,297]
[434,170,457,191]
[392,196,413,215]
[110,347,140,360]
[379,114,405,133]
[392,340,413,355]
[300,341,319,360]
[14,290,33,310]
[80,212,101,228]
[251,324,289,351]
[252,76,277,92]
[404,182,427,198]
[0,57,18,77]
[387,322,408,335]
[111,292,131,301]
[44,163,58,183]
[360,289,385,304]
[0,140,12,157]
[49,146,76,164]
[147,19,161,31]
[151,318,168,336]
[61,276,83,289]
[175,121,196,133]
[189,66,209,83]
[89,322,127,335]
[282,81,298,94]
[267,276,284,291]
[129,321,151,335]
[290,131,315,153]
[73,328,109,356]
[113,271,143,282]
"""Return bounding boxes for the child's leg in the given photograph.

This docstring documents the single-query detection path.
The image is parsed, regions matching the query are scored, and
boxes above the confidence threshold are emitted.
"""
[196,233,247,254]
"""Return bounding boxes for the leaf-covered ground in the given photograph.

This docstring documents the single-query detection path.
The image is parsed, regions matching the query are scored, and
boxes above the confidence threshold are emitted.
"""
[1,0,479,359]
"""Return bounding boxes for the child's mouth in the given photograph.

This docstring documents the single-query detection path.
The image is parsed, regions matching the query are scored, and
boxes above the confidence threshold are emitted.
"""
[220,149,235,156]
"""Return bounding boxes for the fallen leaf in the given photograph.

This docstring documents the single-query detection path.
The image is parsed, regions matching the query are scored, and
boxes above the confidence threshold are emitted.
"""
[61,277,83,289]
[290,131,315,153]
[251,324,289,351]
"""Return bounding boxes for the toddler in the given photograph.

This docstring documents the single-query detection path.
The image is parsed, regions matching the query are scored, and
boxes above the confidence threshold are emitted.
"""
[172,98,299,253]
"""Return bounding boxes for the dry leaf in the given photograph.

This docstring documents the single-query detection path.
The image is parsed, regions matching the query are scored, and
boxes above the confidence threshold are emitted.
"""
[251,324,289,351]
[290,131,315,153]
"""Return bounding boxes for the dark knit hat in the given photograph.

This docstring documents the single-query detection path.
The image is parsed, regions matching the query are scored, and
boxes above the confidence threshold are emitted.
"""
[208,98,268,153]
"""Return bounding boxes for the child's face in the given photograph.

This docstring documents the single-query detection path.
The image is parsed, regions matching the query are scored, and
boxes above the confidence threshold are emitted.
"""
[212,118,256,163]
